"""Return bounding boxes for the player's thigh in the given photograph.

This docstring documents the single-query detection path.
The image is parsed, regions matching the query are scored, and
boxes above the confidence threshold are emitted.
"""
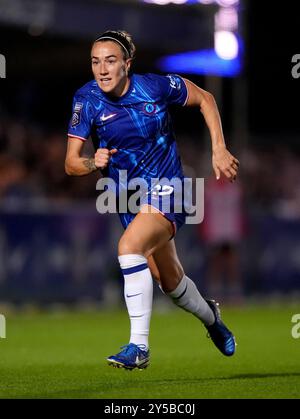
[152,239,184,292]
[118,205,173,257]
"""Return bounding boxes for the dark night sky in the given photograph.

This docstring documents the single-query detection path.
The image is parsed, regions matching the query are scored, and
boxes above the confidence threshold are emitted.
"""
[0,1,299,141]
[247,1,300,137]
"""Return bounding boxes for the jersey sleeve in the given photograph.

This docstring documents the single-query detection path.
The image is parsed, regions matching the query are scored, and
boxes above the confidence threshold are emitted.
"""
[155,74,188,106]
[67,94,93,141]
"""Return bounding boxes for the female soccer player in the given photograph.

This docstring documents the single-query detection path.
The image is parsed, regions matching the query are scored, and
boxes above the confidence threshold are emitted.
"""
[65,30,239,370]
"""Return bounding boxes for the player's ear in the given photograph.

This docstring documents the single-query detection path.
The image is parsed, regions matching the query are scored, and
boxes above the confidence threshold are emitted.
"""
[125,58,132,74]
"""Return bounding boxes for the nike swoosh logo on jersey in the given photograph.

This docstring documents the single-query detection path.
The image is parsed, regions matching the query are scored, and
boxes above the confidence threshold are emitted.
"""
[100,113,117,122]
[126,293,142,298]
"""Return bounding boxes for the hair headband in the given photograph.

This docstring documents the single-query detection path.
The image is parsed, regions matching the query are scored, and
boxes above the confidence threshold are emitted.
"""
[95,31,132,58]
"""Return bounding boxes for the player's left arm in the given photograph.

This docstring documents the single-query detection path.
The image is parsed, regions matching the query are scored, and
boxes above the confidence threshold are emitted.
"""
[183,78,239,182]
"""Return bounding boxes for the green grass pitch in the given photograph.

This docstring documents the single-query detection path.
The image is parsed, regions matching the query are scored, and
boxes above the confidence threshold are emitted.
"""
[0,303,299,399]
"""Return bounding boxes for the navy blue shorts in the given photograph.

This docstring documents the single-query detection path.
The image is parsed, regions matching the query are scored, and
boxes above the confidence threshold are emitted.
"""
[118,179,191,235]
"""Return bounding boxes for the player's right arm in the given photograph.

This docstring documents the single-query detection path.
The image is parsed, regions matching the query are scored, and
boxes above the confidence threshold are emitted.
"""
[65,137,117,176]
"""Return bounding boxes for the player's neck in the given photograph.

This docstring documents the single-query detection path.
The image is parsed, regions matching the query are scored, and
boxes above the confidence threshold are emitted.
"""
[110,76,131,98]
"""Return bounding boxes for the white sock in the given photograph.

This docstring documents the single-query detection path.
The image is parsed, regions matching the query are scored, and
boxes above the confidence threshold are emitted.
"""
[118,254,153,349]
[167,275,215,326]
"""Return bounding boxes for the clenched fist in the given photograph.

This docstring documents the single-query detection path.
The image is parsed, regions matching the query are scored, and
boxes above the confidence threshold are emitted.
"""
[94,148,118,170]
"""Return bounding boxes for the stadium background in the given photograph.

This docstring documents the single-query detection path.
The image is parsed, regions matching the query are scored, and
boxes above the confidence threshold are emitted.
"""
[0,0,300,399]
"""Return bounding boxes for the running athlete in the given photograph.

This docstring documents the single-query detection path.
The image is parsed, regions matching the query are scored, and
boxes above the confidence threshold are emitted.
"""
[65,30,239,370]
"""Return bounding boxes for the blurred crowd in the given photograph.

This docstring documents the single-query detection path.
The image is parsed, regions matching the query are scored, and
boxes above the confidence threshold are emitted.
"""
[1,116,300,222]
[0,117,99,204]
[1,116,300,301]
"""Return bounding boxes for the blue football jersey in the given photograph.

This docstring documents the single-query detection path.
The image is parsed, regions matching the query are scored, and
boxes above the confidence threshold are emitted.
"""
[68,73,189,231]
[68,73,188,183]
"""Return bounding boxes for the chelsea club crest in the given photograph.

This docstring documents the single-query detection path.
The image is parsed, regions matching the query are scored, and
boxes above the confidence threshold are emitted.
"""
[143,103,157,115]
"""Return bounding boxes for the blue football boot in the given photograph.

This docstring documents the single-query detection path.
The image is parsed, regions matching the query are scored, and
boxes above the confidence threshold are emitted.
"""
[107,343,150,370]
[205,299,236,356]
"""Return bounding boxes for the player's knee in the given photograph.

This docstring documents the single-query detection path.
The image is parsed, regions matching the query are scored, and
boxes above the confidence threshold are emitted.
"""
[118,236,145,256]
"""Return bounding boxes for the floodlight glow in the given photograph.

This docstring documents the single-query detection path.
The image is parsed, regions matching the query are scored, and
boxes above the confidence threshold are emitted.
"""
[214,30,238,60]
[197,0,215,4]
[143,0,242,76]
[157,49,241,77]
[142,0,240,4]
[215,7,238,31]
[216,0,239,6]
[143,0,189,4]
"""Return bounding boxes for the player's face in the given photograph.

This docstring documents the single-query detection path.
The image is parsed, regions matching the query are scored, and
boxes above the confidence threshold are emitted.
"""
[91,41,131,97]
